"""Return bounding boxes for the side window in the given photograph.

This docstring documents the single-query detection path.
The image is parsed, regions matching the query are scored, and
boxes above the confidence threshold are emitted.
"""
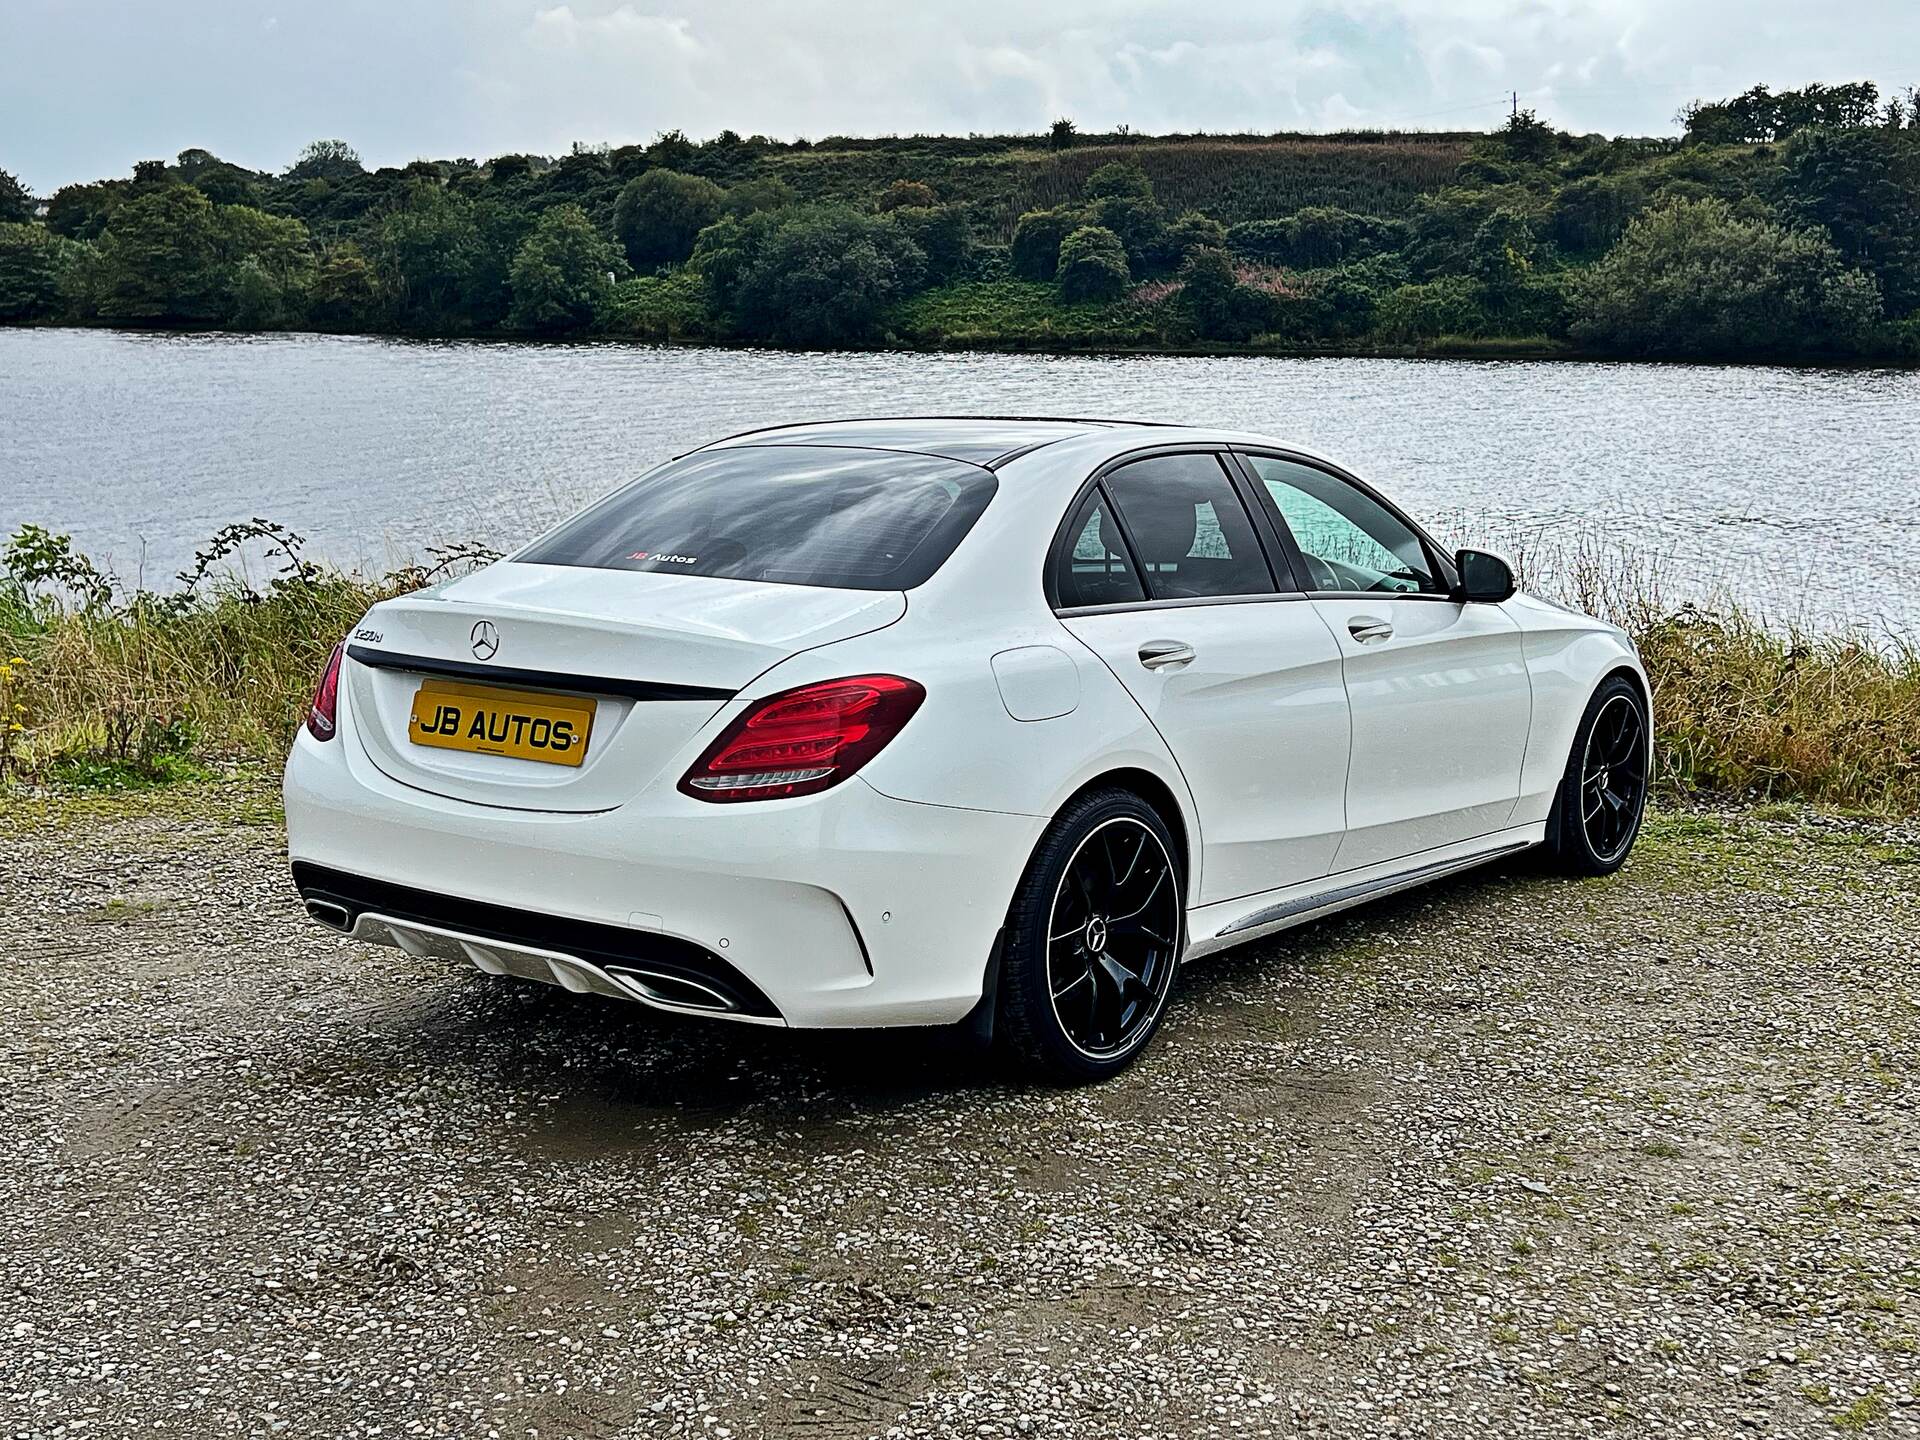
[1103,454,1275,601]
[1054,488,1146,609]
[1244,456,1441,595]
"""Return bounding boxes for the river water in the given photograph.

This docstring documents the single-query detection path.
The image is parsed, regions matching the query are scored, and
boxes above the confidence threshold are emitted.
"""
[2,327,1915,632]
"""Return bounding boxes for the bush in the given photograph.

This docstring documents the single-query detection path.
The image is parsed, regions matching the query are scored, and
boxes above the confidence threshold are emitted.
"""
[876,179,937,212]
[1570,197,1883,356]
[1373,275,1485,339]
[1551,174,1647,256]
[604,269,712,340]
[1163,211,1227,265]
[508,204,625,333]
[1225,208,1406,268]
[613,169,725,270]
[1055,225,1130,302]
[0,224,83,320]
[1081,163,1153,203]
[885,205,970,284]
[1010,207,1082,280]
[700,205,927,344]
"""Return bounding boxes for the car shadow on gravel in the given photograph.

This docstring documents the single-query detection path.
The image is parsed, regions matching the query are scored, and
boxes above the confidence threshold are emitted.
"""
[346,852,1550,1148]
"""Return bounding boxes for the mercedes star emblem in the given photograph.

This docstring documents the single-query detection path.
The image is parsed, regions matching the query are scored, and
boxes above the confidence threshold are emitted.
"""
[469,620,499,661]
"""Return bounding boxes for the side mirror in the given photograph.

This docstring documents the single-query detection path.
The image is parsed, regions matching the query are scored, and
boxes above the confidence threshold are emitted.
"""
[1455,548,1516,604]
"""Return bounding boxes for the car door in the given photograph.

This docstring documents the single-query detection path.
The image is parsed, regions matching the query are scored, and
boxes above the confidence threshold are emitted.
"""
[1053,451,1351,905]
[1236,452,1531,872]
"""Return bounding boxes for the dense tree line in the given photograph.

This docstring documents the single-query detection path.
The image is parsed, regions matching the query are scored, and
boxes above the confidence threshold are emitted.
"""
[2,82,1918,360]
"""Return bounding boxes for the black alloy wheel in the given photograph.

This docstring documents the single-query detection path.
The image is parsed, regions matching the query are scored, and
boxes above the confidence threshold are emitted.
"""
[1544,673,1650,876]
[998,790,1184,1083]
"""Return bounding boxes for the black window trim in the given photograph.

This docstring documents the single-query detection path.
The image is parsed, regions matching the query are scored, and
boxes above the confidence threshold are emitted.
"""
[1045,444,1306,617]
[1226,446,1462,602]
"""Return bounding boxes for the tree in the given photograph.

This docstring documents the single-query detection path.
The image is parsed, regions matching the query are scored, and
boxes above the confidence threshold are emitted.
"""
[1780,127,1920,314]
[613,168,725,269]
[1551,174,1646,255]
[644,129,698,172]
[1468,208,1536,297]
[311,243,377,328]
[287,139,364,183]
[1163,211,1226,265]
[703,206,927,344]
[1010,207,1082,280]
[1049,118,1079,151]
[885,205,970,283]
[1177,247,1239,337]
[1570,198,1881,356]
[723,175,793,217]
[1056,225,1130,302]
[45,183,120,241]
[370,182,479,329]
[1494,109,1557,165]
[0,168,31,224]
[86,185,227,321]
[0,224,81,319]
[508,204,623,332]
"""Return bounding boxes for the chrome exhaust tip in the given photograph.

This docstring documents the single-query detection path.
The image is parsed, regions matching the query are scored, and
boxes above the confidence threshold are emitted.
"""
[604,966,738,1013]
[304,898,352,933]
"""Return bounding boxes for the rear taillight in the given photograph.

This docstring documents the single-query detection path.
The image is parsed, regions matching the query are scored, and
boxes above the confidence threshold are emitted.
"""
[679,674,925,803]
[305,642,344,742]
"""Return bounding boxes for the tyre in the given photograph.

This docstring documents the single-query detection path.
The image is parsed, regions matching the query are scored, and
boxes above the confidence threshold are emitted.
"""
[1542,673,1650,876]
[997,788,1185,1084]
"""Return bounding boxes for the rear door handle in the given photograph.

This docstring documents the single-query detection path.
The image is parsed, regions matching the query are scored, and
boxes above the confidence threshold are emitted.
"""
[1138,639,1195,670]
[1347,617,1394,643]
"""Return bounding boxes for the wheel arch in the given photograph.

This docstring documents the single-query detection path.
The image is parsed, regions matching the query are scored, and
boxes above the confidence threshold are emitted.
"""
[1055,765,1193,896]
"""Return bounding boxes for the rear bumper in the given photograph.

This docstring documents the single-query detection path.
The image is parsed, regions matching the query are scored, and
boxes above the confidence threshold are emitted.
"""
[282,724,1044,1028]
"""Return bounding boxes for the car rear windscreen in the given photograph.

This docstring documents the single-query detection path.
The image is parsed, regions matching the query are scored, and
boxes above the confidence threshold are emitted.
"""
[516,445,998,591]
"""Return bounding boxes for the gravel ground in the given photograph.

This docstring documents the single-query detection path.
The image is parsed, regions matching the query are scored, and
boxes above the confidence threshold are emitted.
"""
[3,785,1918,1439]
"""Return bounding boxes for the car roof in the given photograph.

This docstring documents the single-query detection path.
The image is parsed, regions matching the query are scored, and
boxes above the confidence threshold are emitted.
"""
[696,416,1175,468]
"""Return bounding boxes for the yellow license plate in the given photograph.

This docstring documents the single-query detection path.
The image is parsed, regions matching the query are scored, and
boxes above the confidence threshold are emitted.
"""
[408,680,596,767]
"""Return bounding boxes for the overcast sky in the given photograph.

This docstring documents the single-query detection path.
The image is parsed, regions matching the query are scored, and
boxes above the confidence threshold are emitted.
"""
[5,1,1917,193]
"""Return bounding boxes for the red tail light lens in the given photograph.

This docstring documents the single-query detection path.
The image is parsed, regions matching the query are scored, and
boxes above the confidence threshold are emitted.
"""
[305,642,344,742]
[679,674,925,803]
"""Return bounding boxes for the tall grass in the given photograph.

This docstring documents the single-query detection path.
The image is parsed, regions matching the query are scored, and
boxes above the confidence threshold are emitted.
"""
[2,522,1916,814]
[0,523,485,787]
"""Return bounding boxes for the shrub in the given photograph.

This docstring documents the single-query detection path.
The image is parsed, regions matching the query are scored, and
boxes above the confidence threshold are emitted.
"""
[613,169,725,270]
[1081,163,1154,203]
[1163,211,1227,265]
[701,205,927,344]
[0,224,84,320]
[604,269,712,340]
[1010,207,1082,280]
[1373,275,1486,339]
[885,205,970,284]
[1779,127,1920,315]
[1570,197,1883,356]
[1551,174,1647,256]
[876,179,937,211]
[1056,225,1130,302]
[507,204,624,333]
[1225,209,1406,268]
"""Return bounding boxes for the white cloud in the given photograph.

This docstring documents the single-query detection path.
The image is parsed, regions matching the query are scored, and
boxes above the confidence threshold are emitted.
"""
[2,0,1917,190]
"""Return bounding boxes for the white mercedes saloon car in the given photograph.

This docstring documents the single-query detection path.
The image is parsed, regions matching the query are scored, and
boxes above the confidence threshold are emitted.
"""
[285,417,1650,1082]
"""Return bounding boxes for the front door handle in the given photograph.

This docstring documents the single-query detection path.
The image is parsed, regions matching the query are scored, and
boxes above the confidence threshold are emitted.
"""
[1347,616,1394,644]
[1138,639,1195,670]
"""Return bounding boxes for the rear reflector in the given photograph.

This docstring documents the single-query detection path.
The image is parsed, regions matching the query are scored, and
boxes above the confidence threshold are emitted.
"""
[305,641,344,741]
[679,674,924,803]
